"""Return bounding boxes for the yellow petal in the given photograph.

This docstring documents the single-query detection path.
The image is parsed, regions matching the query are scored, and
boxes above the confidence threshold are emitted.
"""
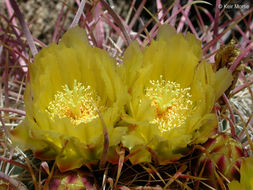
[109,127,128,146]
[214,68,233,99]
[120,41,143,90]
[122,134,146,150]
[191,62,216,115]
[185,32,202,58]
[228,181,245,190]
[240,157,253,190]
[129,145,151,164]
[61,26,88,47]
[191,113,217,144]
[157,24,177,41]
[56,137,93,172]
[143,28,198,87]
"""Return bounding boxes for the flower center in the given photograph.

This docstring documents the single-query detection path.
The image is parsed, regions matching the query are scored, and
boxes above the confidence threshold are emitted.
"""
[145,76,193,132]
[46,80,102,125]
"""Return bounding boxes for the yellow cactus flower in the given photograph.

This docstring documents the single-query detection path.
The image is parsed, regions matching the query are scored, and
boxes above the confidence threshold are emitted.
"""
[11,27,128,172]
[228,157,253,190]
[119,25,233,164]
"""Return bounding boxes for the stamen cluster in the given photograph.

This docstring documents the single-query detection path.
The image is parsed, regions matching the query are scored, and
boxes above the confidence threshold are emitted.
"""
[146,76,193,132]
[47,80,102,125]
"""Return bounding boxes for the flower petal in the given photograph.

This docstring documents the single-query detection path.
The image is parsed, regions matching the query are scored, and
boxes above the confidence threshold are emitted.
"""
[214,68,233,99]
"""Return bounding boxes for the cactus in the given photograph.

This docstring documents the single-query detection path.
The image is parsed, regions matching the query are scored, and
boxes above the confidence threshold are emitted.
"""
[194,133,246,189]
[49,172,97,190]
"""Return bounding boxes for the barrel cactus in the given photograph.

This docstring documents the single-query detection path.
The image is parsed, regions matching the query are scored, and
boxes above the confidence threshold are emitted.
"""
[194,133,246,189]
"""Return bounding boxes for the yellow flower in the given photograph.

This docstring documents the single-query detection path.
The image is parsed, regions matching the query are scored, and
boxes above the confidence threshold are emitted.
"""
[11,27,128,171]
[228,157,253,190]
[119,25,233,164]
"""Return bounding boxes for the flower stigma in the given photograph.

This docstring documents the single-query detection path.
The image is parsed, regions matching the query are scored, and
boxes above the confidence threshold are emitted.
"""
[46,80,103,125]
[146,76,193,132]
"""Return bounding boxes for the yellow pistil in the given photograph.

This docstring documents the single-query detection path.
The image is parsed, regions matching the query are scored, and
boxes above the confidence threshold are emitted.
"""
[46,80,102,125]
[146,76,193,132]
